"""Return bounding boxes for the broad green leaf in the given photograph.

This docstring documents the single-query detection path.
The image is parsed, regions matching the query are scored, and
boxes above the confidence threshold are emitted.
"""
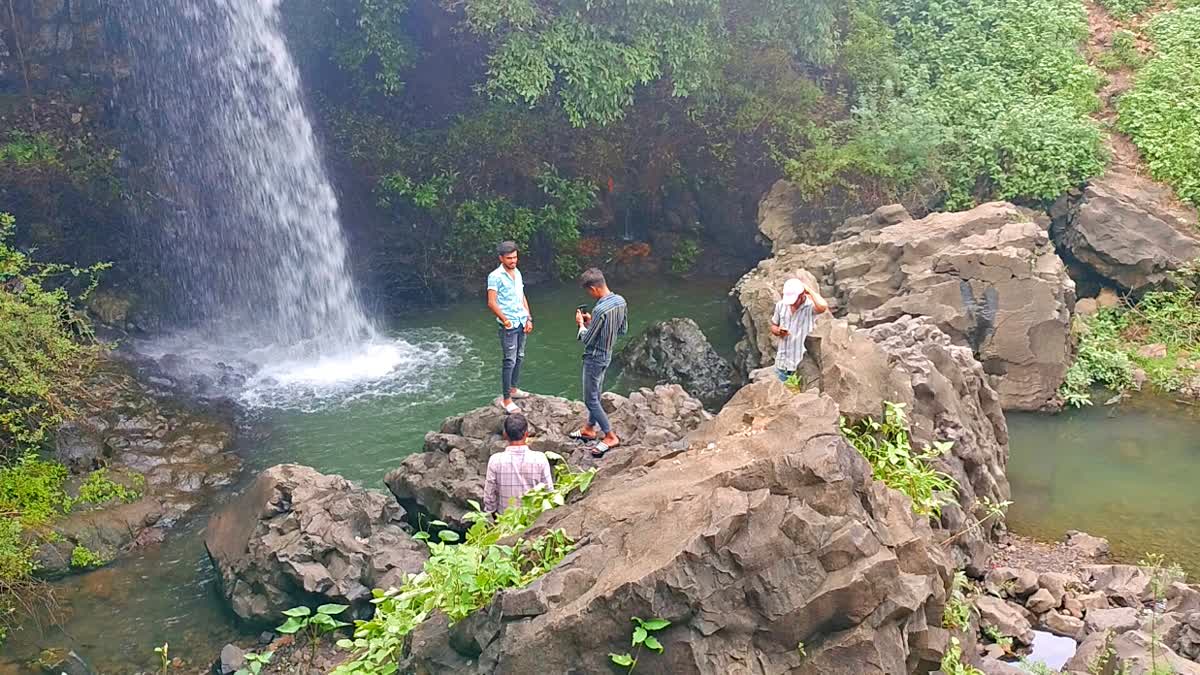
[609,653,635,666]
[640,618,670,630]
[318,603,350,615]
[276,617,304,634]
[282,606,312,617]
[632,625,648,645]
[644,635,663,652]
[438,530,461,542]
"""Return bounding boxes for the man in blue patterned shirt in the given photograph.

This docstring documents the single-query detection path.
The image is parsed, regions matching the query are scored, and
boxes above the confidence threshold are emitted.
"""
[487,241,534,414]
[572,268,627,458]
[770,278,828,382]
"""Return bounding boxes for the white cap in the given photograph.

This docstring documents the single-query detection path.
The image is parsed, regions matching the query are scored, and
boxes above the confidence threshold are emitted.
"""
[781,278,805,305]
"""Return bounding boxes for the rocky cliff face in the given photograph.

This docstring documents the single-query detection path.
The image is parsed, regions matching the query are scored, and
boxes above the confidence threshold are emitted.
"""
[734,200,1075,411]
[401,382,955,675]
[0,0,126,90]
[615,317,741,409]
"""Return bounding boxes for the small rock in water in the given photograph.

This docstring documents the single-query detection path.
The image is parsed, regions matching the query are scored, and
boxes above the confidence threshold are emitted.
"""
[1064,530,1110,559]
[215,644,245,674]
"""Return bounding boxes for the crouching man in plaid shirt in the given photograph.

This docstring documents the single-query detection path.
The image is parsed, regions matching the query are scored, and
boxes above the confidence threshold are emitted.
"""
[484,414,554,514]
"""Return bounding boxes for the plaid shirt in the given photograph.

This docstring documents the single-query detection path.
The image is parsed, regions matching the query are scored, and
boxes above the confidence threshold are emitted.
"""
[484,445,554,513]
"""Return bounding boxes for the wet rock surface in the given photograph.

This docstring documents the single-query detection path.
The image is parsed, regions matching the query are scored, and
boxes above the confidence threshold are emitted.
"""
[384,385,709,530]
[401,381,955,674]
[205,464,428,625]
[615,317,741,408]
[35,361,240,578]
[733,200,1075,410]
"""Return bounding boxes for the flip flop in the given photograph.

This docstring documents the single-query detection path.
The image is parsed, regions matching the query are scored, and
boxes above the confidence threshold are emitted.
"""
[569,429,598,441]
[510,389,532,400]
[495,398,521,414]
[590,440,618,458]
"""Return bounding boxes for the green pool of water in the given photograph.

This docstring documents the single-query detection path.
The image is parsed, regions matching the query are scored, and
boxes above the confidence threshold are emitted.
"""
[1,277,737,672]
[1007,396,1200,577]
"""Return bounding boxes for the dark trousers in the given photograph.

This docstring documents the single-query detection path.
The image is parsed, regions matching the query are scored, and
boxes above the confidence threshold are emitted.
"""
[499,326,527,399]
[582,357,611,434]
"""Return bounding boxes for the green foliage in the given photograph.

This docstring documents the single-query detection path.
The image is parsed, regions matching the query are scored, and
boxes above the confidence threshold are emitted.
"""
[982,623,1015,655]
[0,132,59,166]
[278,603,351,671]
[0,454,71,527]
[610,616,670,672]
[77,468,142,505]
[332,465,596,674]
[1062,285,1200,405]
[470,0,839,126]
[335,0,413,96]
[234,651,274,675]
[1118,8,1200,206]
[1097,29,1145,70]
[940,637,984,675]
[1060,311,1135,407]
[669,239,700,275]
[840,402,958,517]
[1100,0,1154,20]
[942,570,974,631]
[1140,553,1186,675]
[783,372,807,393]
[153,643,170,675]
[378,166,595,281]
[1,212,107,455]
[794,0,1104,208]
[69,544,107,569]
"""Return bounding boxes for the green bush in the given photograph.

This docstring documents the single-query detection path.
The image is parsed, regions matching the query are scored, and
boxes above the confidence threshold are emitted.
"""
[1,212,107,455]
[1097,29,1145,70]
[332,464,595,674]
[0,132,60,167]
[1100,0,1155,19]
[840,401,958,517]
[69,544,107,569]
[77,468,142,505]
[795,0,1105,208]
[1118,8,1200,206]
[669,239,700,274]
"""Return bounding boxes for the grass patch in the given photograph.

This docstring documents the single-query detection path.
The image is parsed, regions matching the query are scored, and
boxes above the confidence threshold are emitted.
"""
[1118,7,1200,206]
[77,468,143,505]
[840,401,958,517]
[1100,0,1155,20]
[1061,285,1200,406]
[1097,29,1145,70]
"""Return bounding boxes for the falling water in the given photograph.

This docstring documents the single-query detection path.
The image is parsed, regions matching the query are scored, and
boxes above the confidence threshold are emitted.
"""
[118,0,453,407]
[122,0,371,349]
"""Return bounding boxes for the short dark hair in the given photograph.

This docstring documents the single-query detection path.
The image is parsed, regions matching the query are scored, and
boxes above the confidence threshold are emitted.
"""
[502,413,528,441]
[497,241,518,256]
[579,267,606,289]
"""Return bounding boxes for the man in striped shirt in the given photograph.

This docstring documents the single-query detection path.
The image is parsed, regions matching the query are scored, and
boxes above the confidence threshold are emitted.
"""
[573,268,628,457]
[770,278,829,382]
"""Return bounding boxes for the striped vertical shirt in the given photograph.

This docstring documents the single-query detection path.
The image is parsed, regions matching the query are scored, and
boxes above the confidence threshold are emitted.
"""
[772,298,815,372]
[577,293,628,365]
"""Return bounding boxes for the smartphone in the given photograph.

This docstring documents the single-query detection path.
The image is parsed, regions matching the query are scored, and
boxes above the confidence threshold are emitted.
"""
[576,304,589,312]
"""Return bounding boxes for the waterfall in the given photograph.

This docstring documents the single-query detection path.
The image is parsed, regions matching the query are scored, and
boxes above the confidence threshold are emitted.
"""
[122,0,372,351]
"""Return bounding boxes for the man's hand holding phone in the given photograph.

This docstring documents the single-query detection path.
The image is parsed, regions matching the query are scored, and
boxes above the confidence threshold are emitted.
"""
[770,324,790,337]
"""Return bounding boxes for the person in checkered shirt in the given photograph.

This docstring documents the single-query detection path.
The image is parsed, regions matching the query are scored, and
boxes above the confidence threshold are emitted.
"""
[484,414,554,514]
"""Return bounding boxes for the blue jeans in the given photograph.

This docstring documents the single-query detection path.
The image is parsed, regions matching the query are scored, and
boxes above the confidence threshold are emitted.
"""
[776,367,794,383]
[499,326,527,399]
[582,358,611,435]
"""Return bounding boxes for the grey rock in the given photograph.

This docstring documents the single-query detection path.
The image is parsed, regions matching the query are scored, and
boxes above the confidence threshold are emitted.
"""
[1086,565,1151,607]
[1066,531,1111,559]
[987,567,1041,599]
[205,464,428,625]
[978,657,1026,675]
[385,386,710,530]
[615,318,741,408]
[54,421,108,473]
[1085,607,1141,636]
[1064,629,1118,674]
[1053,169,1200,293]
[214,644,245,675]
[733,200,1074,410]
[1167,582,1200,614]
[1112,629,1200,675]
[1043,611,1086,640]
[402,382,955,674]
[976,595,1035,646]
[1027,588,1059,614]
[1039,571,1081,607]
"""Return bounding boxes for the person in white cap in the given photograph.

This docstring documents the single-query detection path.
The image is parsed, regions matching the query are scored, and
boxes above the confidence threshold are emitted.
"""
[769,278,829,382]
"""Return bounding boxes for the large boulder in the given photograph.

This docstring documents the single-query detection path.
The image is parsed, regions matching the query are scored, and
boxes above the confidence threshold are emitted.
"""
[385,386,709,530]
[205,464,427,625]
[1052,169,1200,293]
[733,200,1075,410]
[615,318,741,408]
[401,381,954,674]
[777,315,1010,573]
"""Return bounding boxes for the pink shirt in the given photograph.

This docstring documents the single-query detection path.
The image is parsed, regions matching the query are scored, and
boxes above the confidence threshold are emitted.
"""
[484,445,554,513]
